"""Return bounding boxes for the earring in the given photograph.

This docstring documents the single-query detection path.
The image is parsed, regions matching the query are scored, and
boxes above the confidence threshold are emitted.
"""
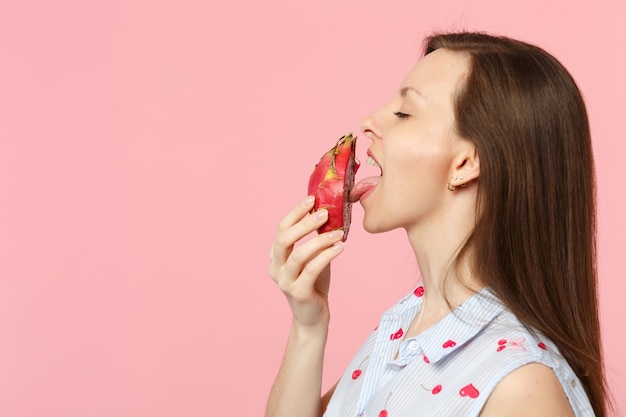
[447,176,457,191]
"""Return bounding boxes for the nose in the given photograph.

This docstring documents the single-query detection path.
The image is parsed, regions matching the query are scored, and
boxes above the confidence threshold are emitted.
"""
[360,110,383,142]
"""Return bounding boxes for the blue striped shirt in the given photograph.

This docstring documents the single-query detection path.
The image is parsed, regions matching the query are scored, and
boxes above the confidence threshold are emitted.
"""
[324,285,595,416]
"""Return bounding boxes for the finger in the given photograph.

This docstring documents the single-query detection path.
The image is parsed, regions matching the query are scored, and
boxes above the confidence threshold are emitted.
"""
[268,195,315,272]
[295,241,344,290]
[271,228,341,287]
[277,196,316,232]
[269,196,316,265]
[272,208,329,266]
[281,229,344,284]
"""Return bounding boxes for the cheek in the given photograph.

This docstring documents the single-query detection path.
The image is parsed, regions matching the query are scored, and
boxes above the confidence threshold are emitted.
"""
[393,147,452,187]
[383,128,456,192]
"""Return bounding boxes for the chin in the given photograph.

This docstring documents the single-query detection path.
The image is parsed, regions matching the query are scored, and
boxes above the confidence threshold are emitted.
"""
[362,217,393,234]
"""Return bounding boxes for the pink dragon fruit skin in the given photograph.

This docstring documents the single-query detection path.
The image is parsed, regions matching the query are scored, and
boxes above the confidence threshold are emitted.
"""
[307,133,359,241]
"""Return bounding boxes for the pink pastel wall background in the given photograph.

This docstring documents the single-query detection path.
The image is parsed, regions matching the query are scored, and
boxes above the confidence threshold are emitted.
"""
[0,0,624,415]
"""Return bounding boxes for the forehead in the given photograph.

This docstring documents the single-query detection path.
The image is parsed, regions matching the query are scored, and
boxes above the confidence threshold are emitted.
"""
[400,48,470,103]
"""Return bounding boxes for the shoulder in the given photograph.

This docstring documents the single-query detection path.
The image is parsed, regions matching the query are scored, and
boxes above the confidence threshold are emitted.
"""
[478,362,574,417]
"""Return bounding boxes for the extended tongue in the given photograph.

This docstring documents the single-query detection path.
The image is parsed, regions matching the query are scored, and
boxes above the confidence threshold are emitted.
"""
[348,176,380,203]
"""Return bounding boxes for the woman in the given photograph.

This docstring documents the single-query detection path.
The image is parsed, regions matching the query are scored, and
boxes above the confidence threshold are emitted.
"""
[266,32,607,417]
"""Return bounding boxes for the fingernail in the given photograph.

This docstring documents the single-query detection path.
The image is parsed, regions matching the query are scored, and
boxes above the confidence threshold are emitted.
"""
[328,230,344,240]
[302,195,315,206]
[314,209,328,221]
[333,242,344,251]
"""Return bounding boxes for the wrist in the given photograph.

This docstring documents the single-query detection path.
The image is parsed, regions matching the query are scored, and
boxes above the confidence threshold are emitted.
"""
[290,317,330,344]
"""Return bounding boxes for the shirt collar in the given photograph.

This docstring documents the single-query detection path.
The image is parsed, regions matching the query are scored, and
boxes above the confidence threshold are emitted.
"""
[383,286,506,365]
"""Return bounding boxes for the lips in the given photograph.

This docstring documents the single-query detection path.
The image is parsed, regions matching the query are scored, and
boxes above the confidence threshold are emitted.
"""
[366,150,382,172]
[348,149,382,203]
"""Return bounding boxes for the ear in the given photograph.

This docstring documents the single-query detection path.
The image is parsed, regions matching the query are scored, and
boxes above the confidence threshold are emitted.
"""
[449,143,480,188]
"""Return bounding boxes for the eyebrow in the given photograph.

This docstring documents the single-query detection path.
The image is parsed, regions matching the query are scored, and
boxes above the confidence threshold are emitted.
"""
[400,86,424,99]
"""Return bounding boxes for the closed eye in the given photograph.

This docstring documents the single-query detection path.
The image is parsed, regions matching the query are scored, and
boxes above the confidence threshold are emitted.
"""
[394,111,410,119]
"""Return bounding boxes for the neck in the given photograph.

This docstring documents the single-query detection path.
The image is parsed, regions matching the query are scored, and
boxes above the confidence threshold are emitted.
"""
[404,190,483,330]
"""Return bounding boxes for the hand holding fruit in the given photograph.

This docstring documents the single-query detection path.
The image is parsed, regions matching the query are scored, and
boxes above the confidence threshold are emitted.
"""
[268,197,345,329]
[269,134,358,329]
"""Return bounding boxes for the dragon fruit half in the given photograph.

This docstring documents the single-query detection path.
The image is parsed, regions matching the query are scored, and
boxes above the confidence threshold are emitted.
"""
[307,133,359,241]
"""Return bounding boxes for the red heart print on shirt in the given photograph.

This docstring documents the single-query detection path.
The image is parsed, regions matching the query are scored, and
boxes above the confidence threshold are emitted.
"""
[459,383,480,398]
[496,338,507,352]
[351,357,369,380]
[390,328,404,340]
[442,339,456,348]
[413,285,424,297]
[422,383,443,394]
[378,391,392,417]
[496,337,526,352]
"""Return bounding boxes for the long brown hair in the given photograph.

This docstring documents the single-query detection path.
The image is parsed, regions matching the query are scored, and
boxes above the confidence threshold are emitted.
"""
[425,32,607,415]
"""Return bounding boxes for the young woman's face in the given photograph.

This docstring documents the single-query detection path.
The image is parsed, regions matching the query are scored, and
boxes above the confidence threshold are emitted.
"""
[357,48,471,233]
